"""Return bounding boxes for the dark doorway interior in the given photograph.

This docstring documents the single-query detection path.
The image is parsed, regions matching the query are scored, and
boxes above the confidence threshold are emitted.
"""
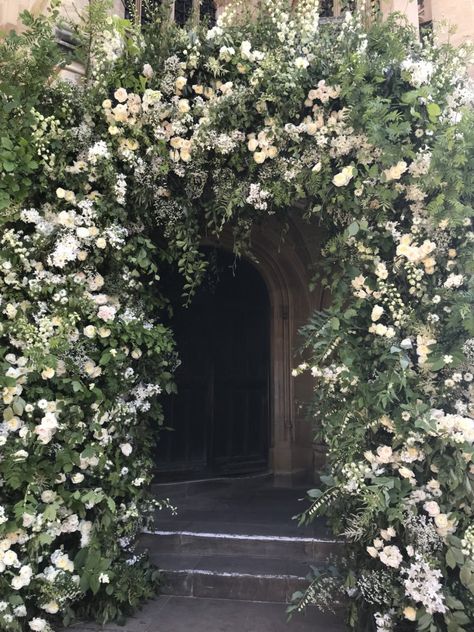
[156,248,270,479]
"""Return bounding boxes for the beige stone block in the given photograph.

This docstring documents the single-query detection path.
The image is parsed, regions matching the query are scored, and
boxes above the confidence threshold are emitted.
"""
[380,0,419,29]
[430,0,473,47]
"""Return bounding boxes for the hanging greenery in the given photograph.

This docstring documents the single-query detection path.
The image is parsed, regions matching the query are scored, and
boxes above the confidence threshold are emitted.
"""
[0,1,472,630]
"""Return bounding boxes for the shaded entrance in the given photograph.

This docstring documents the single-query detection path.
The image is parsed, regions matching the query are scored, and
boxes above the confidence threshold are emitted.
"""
[157,248,270,477]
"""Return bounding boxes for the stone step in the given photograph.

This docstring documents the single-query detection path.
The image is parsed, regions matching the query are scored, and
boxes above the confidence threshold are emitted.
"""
[151,553,312,603]
[151,471,274,502]
[140,529,340,563]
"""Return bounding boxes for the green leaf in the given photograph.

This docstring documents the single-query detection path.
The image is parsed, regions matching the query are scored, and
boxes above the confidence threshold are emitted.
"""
[427,102,441,120]
[1,137,13,150]
[446,548,456,569]
[347,221,359,237]
[460,565,472,587]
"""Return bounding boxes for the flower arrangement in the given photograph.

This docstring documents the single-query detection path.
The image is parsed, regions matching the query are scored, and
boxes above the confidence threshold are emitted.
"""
[0,0,472,630]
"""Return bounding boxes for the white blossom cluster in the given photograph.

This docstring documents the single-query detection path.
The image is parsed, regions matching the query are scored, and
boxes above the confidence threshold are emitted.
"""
[402,556,446,615]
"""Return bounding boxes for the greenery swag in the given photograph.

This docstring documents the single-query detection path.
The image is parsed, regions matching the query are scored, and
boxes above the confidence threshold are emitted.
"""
[0,1,473,631]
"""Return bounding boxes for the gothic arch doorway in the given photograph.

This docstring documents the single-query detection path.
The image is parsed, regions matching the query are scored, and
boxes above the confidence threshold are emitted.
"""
[156,247,270,477]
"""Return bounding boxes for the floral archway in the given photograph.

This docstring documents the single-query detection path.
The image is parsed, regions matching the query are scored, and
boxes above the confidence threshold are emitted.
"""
[0,1,473,631]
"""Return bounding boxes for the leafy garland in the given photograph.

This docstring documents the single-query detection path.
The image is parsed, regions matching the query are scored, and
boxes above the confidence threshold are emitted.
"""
[0,1,473,631]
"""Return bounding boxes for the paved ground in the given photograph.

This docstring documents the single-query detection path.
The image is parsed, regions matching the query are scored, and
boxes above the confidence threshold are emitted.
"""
[70,595,347,632]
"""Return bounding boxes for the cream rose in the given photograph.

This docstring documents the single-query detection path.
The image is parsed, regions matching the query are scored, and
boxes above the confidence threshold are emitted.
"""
[371,305,384,322]
[114,87,128,103]
[332,166,354,187]
[403,607,416,621]
[423,500,440,517]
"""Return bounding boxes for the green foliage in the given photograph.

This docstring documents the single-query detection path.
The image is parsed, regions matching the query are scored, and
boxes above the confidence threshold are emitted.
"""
[0,1,472,631]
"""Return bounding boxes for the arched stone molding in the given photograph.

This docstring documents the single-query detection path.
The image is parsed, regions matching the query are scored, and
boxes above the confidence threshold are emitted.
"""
[202,214,322,485]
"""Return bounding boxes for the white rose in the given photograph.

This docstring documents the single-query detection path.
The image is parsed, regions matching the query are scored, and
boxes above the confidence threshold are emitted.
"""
[247,138,259,152]
[178,99,190,113]
[376,445,393,464]
[175,76,187,91]
[399,466,414,480]
[22,513,35,528]
[76,227,90,239]
[403,606,417,621]
[371,305,384,322]
[379,544,403,569]
[41,491,57,504]
[434,513,449,529]
[120,443,133,456]
[42,601,59,614]
[294,56,309,69]
[3,550,19,566]
[423,500,440,516]
[83,325,96,338]
[97,305,117,322]
[29,618,47,632]
[332,166,354,187]
[114,88,128,103]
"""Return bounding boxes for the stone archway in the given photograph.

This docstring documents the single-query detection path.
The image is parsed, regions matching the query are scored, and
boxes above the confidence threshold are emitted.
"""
[203,213,324,485]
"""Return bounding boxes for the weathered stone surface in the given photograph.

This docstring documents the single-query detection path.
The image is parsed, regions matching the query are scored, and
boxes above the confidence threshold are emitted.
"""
[69,596,347,632]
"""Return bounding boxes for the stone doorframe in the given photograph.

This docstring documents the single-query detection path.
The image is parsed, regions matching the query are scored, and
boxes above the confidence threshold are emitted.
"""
[202,215,323,486]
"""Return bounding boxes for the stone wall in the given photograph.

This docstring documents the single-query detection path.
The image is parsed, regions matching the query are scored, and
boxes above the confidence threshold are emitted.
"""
[2,0,474,39]
[0,0,125,33]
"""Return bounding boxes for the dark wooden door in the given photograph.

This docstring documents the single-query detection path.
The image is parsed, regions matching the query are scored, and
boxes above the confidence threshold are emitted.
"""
[156,248,270,477]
